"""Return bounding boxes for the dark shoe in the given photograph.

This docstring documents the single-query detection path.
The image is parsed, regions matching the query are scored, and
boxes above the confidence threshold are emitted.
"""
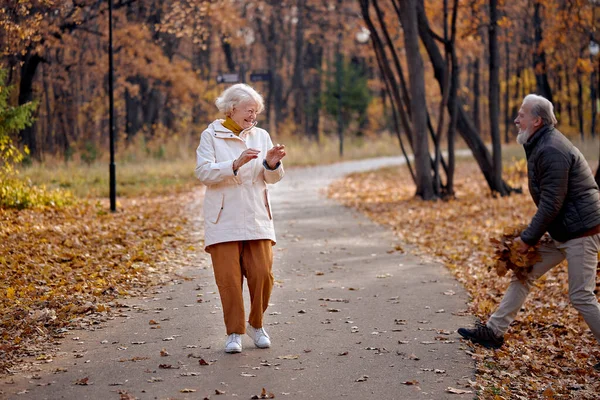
[594,362,600,372]
[458,323,504,349]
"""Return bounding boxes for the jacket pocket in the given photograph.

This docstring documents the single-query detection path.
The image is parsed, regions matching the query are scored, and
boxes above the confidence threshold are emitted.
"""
[205,192,224,224]
[263,188,272,220]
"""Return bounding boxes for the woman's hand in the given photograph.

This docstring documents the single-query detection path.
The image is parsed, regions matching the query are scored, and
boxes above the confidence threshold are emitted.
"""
[233,148,261,171]
[265,144,286,169]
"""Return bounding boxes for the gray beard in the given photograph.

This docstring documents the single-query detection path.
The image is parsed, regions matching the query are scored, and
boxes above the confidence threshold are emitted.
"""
[516,128,533,145]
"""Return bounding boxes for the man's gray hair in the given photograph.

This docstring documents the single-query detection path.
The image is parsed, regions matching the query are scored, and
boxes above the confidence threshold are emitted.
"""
[215,84,265,116]
[523,94,558,126]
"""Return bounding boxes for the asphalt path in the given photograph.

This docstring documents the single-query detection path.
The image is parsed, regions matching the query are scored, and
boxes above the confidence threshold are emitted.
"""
[5,156,475,400]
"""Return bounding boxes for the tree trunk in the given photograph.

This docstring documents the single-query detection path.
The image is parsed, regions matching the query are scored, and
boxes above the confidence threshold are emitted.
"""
[533,1,553,103]
[473,57,481,134]
[335,30,344,157]
[566,64,574,126]
[291,0,306,127]
[305,41,322,142]
[591,67,597,137]
[221,36,236,72]
[18,51,43,159]
[360,0,415,181]
[511,55,522,131]
[578,65,584,140]
[555,65,562,125]
[488,0,506,196]
[400,0,434,200]
[360,0,413,147]
[504,31,510,144]
[416,0,514,194]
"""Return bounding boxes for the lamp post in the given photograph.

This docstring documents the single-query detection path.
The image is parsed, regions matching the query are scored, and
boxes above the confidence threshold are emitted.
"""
[590,40,599,138]
[108,0,116,212]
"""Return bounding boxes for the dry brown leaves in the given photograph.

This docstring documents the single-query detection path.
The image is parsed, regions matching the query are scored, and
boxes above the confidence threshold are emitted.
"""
[491,224,553,282]
[0,191,201,374]
[328,161,600,399]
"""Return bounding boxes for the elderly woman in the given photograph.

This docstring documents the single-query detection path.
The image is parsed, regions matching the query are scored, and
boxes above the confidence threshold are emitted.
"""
[195,84,286,353]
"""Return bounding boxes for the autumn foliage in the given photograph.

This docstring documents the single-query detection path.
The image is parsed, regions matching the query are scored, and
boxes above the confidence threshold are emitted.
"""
[0,192,199,374]
[490,224,552,283]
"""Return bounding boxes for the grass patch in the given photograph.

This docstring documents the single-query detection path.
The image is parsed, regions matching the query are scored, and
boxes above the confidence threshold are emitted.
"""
[20,133,403,199]
[17,133,600,200]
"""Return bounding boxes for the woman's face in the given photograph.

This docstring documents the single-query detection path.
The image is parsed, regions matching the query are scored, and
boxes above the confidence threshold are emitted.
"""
[230,101,258,130]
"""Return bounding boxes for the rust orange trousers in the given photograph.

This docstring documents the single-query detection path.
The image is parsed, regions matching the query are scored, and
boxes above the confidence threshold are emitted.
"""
[207,240,274,335]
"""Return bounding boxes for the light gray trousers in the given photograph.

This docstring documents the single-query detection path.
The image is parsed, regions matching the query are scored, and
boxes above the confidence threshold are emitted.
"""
[487,234,600,343]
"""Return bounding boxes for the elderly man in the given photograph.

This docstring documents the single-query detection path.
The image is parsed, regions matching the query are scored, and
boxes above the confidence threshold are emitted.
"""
[458,94,600,371]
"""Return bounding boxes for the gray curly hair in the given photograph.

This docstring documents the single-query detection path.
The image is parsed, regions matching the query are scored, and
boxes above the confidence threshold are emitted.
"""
[522,94,557,126]
[215,84,265,116]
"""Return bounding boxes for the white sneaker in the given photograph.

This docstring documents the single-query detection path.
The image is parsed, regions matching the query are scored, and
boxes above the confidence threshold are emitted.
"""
[225,333,242,353]
[246,323,271,348]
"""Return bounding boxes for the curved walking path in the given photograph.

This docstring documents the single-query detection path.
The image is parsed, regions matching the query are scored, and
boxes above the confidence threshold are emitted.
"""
[5,156,475,399]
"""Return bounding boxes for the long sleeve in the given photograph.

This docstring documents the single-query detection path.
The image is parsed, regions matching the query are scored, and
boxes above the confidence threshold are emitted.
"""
[195,130,236,185]
[521,149,570,245]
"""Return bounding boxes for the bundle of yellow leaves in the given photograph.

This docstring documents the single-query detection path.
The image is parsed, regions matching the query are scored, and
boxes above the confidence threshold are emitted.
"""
[490,224,552,282]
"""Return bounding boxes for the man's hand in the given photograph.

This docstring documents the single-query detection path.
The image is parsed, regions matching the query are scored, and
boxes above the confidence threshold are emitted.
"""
[265,144,286,169]
[233,148,261,171]
[514,237,531,254]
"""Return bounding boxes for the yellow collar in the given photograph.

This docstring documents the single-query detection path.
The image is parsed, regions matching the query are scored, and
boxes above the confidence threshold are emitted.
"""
[222,116,242,134]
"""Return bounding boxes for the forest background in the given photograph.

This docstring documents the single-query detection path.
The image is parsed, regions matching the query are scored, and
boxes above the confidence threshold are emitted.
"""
[2,0,600,398]
[2,0,599,199]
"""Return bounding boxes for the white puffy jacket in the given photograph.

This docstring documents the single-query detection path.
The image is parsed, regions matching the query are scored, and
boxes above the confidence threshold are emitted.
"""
[195,120,284,249]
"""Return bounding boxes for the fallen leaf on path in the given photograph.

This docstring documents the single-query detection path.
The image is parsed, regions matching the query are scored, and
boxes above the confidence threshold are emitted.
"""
[355,375,368,382]
[277,355,299,360]
[180,388,196,393]
[251,387,275,399]
[446,387,473,394]
[119,391,137,400]
[215,389,226,395]
[403,380,419,385]
[241,372,257,377]
[118,356,149,362]
[74,377,89,385]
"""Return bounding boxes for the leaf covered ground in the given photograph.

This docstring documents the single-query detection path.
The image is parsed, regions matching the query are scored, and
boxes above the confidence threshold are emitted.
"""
[0,192,201,374]
[328,160,600,399]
